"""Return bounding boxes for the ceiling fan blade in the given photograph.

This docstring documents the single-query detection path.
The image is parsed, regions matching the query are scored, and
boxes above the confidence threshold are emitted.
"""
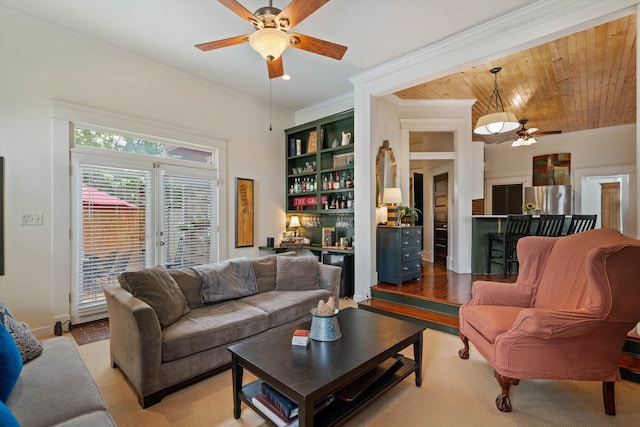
[218,0,258,24]
[277,0,329,30]
[289,33,347,60]
[526,127,539,134]
[267,56,284,79]
[536,130,562,135]
[195,35,249,51]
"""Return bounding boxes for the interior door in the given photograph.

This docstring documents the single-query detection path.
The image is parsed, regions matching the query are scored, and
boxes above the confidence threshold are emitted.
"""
[413,173,424,227]
[433,173,448,267]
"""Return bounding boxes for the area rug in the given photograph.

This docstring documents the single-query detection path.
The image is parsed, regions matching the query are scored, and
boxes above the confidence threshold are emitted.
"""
[70,319,109,346]
[75,315,640,426]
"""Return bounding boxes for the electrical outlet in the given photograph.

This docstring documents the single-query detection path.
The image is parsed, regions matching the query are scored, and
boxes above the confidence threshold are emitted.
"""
[20,213,44,226]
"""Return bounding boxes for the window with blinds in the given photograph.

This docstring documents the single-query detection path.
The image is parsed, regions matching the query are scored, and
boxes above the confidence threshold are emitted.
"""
[162,173,217,269]
[77,164,150,311]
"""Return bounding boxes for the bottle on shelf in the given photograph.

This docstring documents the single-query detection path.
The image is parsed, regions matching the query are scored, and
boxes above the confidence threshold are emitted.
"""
[340,172,346,189]
[347,192,353,209]
[333,172,340,189]
[328,173,334,190]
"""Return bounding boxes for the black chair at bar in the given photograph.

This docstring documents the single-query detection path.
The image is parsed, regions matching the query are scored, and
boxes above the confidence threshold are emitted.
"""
[535,214,566,237]
[488,214,533,277]
[566,214,597,235]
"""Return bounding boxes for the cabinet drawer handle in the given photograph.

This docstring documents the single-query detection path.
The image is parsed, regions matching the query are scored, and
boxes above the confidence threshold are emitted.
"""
[404,254,410,258]
[403,266,408,271]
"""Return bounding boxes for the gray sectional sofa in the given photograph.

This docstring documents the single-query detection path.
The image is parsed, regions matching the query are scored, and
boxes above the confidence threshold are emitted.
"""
[6,337,116,427]
[105,253,341,408]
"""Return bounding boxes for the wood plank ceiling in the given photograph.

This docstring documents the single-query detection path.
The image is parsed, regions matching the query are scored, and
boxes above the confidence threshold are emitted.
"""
[395,14,637,144]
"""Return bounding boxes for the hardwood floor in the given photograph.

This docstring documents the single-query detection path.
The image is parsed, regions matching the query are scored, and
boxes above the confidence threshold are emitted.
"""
[358,261,517,334]
[372,261,516,306]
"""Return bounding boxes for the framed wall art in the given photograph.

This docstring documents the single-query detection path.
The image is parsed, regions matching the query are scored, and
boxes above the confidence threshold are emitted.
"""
[235,177,254,248]
[532,153,571,186]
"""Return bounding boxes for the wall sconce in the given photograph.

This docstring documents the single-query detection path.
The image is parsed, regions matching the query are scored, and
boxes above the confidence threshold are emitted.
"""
[382,187,402,226]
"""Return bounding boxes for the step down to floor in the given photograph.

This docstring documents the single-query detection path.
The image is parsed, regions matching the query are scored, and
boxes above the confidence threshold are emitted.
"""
[370,287,461,317]
[358,299,459,336]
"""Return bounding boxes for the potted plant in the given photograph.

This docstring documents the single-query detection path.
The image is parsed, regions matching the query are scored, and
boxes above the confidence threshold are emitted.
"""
[397,205,421,226]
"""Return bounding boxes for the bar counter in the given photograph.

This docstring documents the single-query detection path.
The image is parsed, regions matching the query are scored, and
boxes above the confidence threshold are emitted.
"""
[471,215,571,274]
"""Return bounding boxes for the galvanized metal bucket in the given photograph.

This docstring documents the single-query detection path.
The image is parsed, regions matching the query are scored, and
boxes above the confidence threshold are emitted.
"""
[309,308,341,341]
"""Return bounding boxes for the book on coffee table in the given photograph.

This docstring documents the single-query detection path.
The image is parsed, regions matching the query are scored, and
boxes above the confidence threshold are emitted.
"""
[261,382,298,419]
[291,329,310,346]
[252,393,298,427]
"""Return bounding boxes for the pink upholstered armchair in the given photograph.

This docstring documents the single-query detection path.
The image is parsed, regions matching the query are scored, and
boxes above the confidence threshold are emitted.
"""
[458,229,640,415]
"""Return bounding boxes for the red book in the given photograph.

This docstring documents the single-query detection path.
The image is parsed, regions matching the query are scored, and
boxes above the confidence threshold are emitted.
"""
[292,329,310,346]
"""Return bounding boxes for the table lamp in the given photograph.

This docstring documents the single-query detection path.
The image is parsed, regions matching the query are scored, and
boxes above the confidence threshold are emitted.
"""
[382,187,402,226]
[288,215,301,238]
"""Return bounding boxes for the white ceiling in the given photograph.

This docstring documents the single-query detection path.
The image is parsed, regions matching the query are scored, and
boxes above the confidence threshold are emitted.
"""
[0,0,535,112]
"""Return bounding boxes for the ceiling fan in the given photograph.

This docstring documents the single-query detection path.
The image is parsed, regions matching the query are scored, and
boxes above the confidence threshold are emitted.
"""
[510,119,562,147]
[195,0,348,79]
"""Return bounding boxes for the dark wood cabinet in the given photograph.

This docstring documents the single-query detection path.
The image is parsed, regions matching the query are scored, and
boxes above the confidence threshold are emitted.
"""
[376,226,423,285]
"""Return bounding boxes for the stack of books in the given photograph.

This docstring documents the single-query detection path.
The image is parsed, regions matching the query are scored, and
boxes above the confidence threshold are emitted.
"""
[291,329,310,346]
[251,383,298,427]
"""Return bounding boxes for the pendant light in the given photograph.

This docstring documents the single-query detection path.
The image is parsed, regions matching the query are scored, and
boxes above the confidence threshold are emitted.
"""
[474,67,520,135]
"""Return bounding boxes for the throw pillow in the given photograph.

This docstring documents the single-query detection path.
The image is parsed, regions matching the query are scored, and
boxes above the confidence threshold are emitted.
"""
[0,401,20,427]
[276,256,320,291]
[194,258,258,304]
[251,251,296,293]
[118,265,190,328]
[0,302,43,363]
[168,268,203,309]
[0,323,22,403]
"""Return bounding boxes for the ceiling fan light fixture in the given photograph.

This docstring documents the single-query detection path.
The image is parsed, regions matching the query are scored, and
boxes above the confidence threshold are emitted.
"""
[475,67,520,136]
[249,28,289,61]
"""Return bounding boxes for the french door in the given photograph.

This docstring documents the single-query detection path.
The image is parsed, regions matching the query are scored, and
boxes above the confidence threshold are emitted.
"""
[71,153,217,323]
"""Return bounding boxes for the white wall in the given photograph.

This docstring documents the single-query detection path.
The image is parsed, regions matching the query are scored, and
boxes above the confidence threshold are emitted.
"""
[0,9,293,335]
[484,124,637,237]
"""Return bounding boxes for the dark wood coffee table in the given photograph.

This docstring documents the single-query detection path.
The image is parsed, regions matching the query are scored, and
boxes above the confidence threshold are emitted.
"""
[229,307,425,426]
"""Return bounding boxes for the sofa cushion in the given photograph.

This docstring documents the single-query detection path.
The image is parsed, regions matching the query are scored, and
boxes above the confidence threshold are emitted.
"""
[251,252,296,293]
[276,256,320,291]
[0,302,43,363]
[161,301,269,362]
[169,267,203,309]
[0,401,19,427]
[193,258,258,304]
[242,289,331,328]
[118,265,190,328]
[0,323,22,402]
[7,337,109,427]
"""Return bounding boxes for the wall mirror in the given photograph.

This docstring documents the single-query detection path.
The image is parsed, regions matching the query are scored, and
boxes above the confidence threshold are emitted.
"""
[376,140,397,206]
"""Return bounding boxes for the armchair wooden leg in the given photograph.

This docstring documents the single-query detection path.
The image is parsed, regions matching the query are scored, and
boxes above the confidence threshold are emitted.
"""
[494,371,520,412]
[603,381,616,415]
[458,333,469,359]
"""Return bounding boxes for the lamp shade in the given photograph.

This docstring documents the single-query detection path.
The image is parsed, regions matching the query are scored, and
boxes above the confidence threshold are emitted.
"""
[382,187,402,205]
[288,215,301,228]
[249,28,289,61]
[474,111,520,135]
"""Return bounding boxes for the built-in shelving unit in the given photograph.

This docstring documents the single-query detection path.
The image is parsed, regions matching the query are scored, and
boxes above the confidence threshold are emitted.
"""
[284,110,355,246]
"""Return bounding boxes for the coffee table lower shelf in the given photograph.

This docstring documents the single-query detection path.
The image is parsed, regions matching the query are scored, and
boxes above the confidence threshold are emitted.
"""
[240,354,416,427]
